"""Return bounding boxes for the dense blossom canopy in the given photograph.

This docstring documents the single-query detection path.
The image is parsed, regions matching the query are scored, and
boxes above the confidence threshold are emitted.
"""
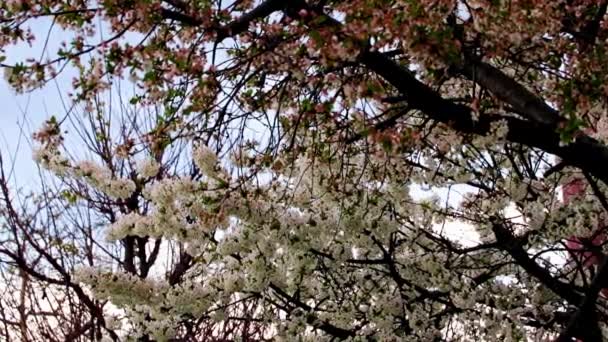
[2,0,608,341]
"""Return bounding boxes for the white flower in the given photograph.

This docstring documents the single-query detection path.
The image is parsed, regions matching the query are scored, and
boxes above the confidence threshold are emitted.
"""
[3,67,13,83]
[106,178,136,199]
[138,158,161,178]
[193,145,218,175]
[76,160,111,181]
[106,213,140,241]
[32,147,46,163]
[105,315,122,330]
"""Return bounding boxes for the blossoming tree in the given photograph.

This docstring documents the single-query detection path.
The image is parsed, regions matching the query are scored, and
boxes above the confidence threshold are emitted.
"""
[2,0,608,340]
[0,103,271,341]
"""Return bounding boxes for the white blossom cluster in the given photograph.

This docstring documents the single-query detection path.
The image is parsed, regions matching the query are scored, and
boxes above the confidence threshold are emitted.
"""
[32,125,137,200]
[192,145,219,176]
[137,158,161,178]
[74,160,136,199]
[30,117,590,340]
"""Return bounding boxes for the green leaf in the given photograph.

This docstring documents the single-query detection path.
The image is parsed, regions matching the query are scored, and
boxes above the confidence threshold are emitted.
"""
[309,30,323,45]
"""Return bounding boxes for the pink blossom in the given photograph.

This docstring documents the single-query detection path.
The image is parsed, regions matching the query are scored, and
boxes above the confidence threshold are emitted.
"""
[565,233,606,268]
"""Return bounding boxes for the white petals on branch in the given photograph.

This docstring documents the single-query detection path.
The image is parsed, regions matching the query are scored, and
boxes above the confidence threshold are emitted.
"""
[137,158,161,178]
[105,213,153,241]
[32,147,70,175]
[192,145,218,176]
[32,133,136,199]
[104,177,233,242]
[74,161,136,199]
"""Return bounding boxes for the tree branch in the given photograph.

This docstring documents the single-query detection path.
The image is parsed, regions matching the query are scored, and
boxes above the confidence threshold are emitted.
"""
[269,283,357,339]
[358,48,608,185]
[458,59,561,126]
[490,218,583,306]
[556,256,608,341]
[160,0,285,42]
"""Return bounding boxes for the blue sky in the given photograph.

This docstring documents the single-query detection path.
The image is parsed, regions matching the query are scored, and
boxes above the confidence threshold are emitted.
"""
[0,66,78,189]
[0,72,49,188]
[0,17,93,188]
